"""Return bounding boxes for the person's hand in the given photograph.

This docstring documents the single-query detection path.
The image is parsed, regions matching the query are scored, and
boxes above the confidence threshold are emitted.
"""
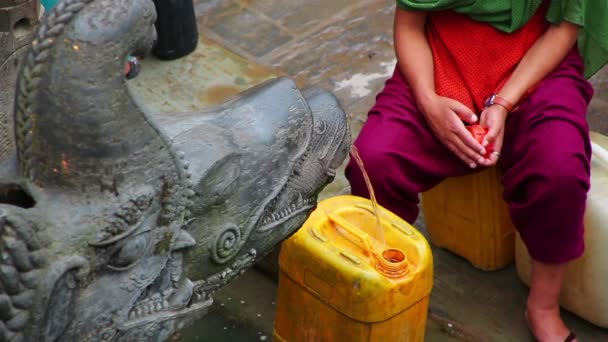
[419,94,486,168]
[478,104,508,167]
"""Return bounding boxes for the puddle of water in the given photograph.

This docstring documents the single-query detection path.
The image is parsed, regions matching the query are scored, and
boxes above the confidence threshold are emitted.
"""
[176,306,465,342]
[425,318,468,342]
[176,305,268,342]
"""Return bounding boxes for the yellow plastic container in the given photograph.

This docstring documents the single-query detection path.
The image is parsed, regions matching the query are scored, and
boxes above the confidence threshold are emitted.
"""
[273,195,433,342]
[515,132,608,328]
[421,167,515,270]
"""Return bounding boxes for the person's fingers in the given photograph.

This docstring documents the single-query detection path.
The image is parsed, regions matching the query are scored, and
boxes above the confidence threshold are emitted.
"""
[445,141,478,168]
[479,106,508,147]
[448,98,478,124]
[480,128,504,167]
[443,118,485,166]
[452,121,486,158]
[483,121,501,147]
[452,134,486,165]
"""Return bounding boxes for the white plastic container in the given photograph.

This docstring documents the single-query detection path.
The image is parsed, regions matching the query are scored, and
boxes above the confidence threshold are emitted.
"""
[515,131,608,328]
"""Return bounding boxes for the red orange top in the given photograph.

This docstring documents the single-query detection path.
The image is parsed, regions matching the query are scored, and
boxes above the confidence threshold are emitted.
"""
[426,3,549,112]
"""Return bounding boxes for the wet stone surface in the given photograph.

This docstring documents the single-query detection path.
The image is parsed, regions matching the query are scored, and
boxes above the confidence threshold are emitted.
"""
[128,35,277,113]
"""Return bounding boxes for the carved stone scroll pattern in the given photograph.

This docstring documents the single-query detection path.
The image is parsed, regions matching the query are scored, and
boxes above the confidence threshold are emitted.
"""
[0,213,47,342]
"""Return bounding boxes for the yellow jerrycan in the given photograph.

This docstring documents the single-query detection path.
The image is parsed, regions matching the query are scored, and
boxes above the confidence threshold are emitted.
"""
[421,166,515,271]
[515,132,608,328]
[273,195,433,342]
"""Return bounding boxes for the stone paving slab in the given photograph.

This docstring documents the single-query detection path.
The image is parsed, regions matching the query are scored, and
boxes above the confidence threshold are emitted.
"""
[202,2,292,58]
[246,0,359,34]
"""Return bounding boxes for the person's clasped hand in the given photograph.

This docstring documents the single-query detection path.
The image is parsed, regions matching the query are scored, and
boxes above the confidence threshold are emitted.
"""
[419,94,487,168]
[478,104,508,167]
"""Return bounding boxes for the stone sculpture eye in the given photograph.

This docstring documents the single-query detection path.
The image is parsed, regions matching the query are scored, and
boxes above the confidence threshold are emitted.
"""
[197,154,241,207]
[107,232,151,270]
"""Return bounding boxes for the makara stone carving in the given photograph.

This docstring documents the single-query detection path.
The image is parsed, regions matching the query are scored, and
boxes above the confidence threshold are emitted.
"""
[0,0,351,341]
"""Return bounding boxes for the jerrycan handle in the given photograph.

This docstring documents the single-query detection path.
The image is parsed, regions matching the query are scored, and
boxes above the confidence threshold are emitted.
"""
[326,212,376,257]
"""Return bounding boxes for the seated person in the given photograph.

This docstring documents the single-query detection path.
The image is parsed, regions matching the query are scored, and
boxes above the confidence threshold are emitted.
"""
[346,1,607,341]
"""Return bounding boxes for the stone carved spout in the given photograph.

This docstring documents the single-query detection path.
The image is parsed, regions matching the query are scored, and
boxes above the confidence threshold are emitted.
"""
[0,0,350,341]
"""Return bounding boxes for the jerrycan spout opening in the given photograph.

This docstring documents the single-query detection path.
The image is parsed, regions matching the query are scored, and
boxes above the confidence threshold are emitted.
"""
[377,248,409,278]
[325,211,410,279]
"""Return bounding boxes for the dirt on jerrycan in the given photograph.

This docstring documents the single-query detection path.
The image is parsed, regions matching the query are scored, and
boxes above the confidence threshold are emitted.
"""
[515,132,608,328]
[273,195,433,342]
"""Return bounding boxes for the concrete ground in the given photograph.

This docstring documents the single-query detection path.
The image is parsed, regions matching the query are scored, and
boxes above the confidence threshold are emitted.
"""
[129,0,608,340]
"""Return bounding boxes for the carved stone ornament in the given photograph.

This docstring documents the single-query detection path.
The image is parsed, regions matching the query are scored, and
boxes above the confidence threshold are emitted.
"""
[0,0,351,341]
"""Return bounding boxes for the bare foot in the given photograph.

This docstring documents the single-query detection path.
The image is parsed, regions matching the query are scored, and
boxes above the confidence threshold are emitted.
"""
[526,259,578,342]
[525,305,577,342]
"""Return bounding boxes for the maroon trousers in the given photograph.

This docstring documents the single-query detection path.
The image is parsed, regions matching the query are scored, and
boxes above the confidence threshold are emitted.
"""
[345,48,594,263]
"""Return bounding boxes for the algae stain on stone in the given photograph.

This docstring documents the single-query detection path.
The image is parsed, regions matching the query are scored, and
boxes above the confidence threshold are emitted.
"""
[155,231,174,254]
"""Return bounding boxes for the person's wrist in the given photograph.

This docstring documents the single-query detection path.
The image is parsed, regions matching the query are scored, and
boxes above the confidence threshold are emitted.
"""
[415,90,438,112]
[484,93,519,113]
[487,103,509,118]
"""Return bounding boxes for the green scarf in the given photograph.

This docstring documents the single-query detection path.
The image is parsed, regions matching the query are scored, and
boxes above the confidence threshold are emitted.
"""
[396,0,608,78]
